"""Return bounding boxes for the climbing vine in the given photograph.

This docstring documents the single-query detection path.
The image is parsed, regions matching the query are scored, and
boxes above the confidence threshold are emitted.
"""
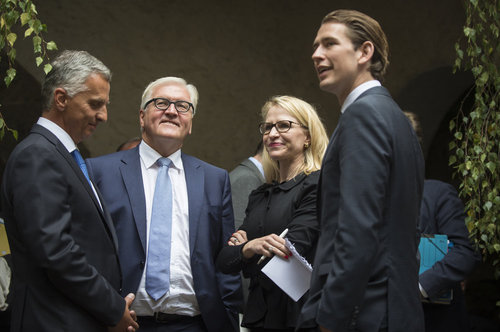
[0,0,57,140]
[450,0,500,278]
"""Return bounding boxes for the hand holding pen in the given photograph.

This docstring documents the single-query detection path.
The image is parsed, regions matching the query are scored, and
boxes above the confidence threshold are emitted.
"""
[257,228,289,264]
[235,228,290,264]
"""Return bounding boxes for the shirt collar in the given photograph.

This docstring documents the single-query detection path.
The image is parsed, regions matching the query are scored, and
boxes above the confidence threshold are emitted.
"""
[139,140,183,171]
[340,80,381,114]
[248,157,264,177]
[37,117,77,153]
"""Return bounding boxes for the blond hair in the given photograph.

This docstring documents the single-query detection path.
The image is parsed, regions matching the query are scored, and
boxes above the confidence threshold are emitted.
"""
[260,95,329,183]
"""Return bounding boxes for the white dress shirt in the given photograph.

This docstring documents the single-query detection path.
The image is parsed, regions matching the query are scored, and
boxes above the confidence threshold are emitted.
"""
[340,80,382,114]
[132,141,200,316]
[37,117,102,208]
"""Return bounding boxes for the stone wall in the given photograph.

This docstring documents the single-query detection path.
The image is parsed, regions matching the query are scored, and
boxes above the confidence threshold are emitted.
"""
[7,0,467,171]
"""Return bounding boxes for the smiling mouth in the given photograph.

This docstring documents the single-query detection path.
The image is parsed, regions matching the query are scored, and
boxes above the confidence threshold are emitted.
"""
[160,120,179,127]
[317,66,332,75]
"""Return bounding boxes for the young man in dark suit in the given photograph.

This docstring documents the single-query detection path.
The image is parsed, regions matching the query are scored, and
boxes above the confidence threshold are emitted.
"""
[1,50,138,332]
[298,10,425,332]
[86,77,242,332]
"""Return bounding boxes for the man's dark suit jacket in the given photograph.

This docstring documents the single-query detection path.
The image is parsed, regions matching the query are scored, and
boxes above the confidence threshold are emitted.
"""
[86,146,243,332]
[0,124,124,332]
[420,179,480,332]
[298,86,425,331]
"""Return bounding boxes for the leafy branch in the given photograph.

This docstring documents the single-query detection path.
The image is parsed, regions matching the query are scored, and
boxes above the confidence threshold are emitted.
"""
[451,0,500,279]
[0,0,57,139]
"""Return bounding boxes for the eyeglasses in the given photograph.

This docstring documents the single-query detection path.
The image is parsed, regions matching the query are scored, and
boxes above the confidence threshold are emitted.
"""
[259,120,307,135]
[144,98,195,114]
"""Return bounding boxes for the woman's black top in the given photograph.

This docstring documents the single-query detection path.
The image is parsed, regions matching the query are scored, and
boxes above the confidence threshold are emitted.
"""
[216,171,320,330]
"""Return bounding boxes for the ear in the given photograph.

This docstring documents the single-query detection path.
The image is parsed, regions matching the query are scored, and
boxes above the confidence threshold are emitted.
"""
[139,109,145,130]
[358,41,374,65]
[53,88,68,111]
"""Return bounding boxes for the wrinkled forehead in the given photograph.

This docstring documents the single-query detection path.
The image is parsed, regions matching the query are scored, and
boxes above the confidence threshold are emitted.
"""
[152,83,191,102]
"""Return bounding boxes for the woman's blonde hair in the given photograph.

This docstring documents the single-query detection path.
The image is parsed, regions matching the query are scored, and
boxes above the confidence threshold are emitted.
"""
[260,95,329,183]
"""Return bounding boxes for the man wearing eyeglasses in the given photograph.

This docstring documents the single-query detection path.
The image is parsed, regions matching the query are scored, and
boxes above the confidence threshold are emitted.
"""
[86,77,243,332]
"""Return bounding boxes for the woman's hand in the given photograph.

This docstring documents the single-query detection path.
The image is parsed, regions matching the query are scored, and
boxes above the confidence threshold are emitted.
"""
[241,233,291,260]
[228,230,248,246]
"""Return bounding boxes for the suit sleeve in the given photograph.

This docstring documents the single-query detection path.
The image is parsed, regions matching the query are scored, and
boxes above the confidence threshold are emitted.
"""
[215,172,244,314]
[317,103,392,330]
[419,182,481,297]
[7,144,124,326]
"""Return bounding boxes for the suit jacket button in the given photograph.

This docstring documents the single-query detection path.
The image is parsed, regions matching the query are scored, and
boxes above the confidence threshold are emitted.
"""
[140,260,145,268]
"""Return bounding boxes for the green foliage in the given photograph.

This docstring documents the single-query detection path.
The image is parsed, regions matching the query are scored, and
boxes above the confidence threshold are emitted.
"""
[0,0,57,140]
[1,0,57,86]
[452,0,500,279]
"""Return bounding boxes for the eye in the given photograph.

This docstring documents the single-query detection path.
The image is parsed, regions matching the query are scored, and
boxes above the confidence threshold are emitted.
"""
[89,100,104,109]
[276,121,291,131]
[176,101,190,113]
[155,99,170,109]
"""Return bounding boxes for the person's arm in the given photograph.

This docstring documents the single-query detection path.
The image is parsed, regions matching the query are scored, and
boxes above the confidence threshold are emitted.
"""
[419,182,481,297]
[215,171,244,316]
[284,172,321,258]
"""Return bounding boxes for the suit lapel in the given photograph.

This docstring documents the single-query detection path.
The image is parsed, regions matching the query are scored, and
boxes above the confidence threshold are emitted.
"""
[32,124,119,247]
[120,148,148,253]
[182,153,203,256]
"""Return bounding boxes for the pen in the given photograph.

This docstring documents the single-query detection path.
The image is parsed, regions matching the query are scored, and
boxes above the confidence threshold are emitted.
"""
[257,228,289,265]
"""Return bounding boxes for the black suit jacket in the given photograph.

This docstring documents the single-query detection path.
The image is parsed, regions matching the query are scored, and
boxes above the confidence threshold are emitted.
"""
[298,86,425,331]
[419,179,480,332]
[0,124,124,332]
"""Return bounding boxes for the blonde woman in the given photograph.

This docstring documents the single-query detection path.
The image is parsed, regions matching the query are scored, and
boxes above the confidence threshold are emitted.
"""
[217,95,328,331]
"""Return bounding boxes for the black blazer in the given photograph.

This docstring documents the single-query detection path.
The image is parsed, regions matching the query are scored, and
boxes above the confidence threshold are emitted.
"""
[298,86,425,331]
[1,125,124,332]
[217,171,320,330]
[419,179,481,332]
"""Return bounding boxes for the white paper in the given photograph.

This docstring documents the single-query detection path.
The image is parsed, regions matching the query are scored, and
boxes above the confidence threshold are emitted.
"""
[261,239,312,302]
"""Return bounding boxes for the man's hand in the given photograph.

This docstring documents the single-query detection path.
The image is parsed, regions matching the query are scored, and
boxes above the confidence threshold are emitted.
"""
[108,293,139,332]
[320,326,332,332]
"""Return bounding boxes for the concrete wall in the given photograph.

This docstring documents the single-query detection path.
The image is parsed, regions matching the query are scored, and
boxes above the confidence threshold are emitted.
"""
[8,0,467,171]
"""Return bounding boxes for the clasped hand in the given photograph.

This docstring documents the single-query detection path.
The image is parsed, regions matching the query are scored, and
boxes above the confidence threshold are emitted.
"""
[228,230,291,260]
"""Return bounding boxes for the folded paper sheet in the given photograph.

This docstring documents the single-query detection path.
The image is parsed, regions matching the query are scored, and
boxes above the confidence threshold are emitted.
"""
[261,239,312,302]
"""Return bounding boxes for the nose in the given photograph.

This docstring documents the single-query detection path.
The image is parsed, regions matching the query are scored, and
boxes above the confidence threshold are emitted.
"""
[97,105,108,122]
[312,46,323,62]
[268,125,280,137]
[164,103,178,116]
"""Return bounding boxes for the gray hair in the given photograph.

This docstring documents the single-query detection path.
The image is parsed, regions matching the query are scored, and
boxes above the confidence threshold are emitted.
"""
[41,50,111,111]
[140,77,199,115]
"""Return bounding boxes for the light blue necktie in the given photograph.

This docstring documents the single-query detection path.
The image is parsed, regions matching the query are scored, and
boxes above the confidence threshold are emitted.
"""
[71,149,92,186]
[146,157,173,301]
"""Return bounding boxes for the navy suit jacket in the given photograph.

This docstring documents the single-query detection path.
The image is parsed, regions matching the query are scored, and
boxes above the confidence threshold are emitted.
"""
[419,179,480,332]
[86,146,242,332]
[298,86,425,331]
[1,124,124,332]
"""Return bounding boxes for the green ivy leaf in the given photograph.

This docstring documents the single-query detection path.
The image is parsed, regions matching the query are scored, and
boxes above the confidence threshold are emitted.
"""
[24,27,34,38]
[6,32,17,46]
[35,56,43,67]
[8,128,18,140]
[43,63,52,75]
[20,12,30,26]
[32,35,41,53]
[486,161,496,173]
[46,41,57,51]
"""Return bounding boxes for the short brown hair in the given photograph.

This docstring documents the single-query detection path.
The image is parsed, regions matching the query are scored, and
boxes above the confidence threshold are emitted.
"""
[322,9,389,81]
